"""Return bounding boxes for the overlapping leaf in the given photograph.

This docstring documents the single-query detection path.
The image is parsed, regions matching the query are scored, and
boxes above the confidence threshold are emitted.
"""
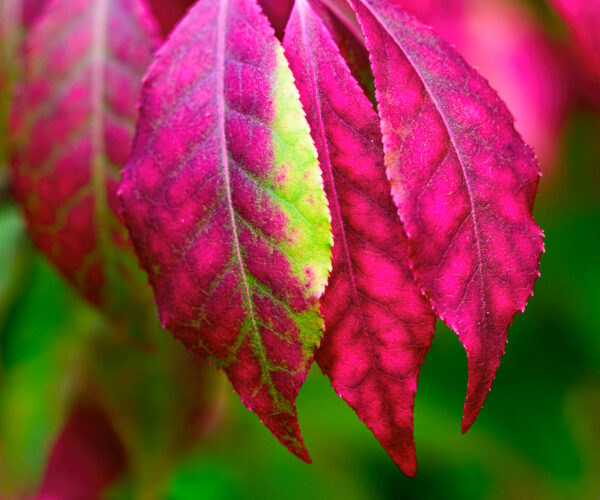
[10,0,160,315]
[349,0,543,431]
[119,0,332,461]
[283,0,435,477]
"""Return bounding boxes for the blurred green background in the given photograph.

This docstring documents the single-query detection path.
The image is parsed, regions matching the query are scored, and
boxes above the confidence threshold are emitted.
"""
[1,0,600,499]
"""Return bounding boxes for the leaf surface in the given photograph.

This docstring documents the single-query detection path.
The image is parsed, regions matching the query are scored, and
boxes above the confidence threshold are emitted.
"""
[119,0,332,461]
[350,0,544,431]
[10,0,160,314]
[283,0,435,476]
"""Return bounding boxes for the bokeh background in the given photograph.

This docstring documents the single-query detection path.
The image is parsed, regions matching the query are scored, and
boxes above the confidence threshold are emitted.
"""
[1,0,599,498]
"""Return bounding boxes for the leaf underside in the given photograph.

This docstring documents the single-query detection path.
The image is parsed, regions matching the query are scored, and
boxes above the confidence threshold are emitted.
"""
[10,0,160,314]
[284,0,435,477]
[119,0,332,461]
[350,0,543,431]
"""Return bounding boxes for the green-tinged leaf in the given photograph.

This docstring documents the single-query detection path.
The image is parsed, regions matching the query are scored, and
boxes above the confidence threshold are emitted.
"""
[10,0,161,320]
[119,0,333,460]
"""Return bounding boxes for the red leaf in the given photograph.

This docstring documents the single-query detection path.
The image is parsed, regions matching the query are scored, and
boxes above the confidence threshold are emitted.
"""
[119,0,332,461]
[392,0,571,171]
[10,0,160,311]
[36,400,127,500]
[349,0,544,431]
[283,0,435,476]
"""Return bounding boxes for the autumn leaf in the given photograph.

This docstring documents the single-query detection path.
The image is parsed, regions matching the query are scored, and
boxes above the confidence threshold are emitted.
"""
[36,400,127,500]
[349,0,544,431]
[10,0,161,315]
[283,0,436,477]
[119,0,332,461]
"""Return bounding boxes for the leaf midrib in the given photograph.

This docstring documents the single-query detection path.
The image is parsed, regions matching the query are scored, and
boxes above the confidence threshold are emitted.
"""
[215,0,274,399]
[91,0,111,271]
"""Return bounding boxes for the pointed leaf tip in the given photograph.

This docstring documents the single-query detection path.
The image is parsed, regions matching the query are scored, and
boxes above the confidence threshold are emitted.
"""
[284,0,435,476]
[349,0,543,429]
[120,0,332,461]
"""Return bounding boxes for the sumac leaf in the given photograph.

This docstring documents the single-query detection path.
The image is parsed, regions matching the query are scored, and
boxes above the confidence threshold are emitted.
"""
[283,0,435,477]
[349,0,543,431]
[36,400,127,500]
[119,0,332,461]
[10,0,160,313]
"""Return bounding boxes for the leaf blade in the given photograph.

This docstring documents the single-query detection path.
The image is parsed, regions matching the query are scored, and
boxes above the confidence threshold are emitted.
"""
[119,0,332,461]
[350,0,543,431]
[283,0,436,476]
[10,0,160,314]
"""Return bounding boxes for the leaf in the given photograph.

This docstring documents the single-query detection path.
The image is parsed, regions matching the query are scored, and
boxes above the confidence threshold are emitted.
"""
[10,0,161,315]
[36,400,127,500]
[394,0,570,171]
[349,0,544,431]
[283,0,435,477]
[548,0,600,82]
[119,0,332,461]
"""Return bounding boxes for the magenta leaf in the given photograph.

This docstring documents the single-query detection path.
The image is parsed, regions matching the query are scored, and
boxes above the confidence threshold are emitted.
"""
[283,0,435,477]
[119,0,332,461]
[36,400,127,500]
[391,0,570,171]
[349,0,544,431]
[10,0,160,313]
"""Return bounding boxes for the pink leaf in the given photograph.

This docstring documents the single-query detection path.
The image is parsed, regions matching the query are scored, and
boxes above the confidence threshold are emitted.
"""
[283,0,435,476]
[36,400,126,500]
[393,0,570,172]
[119,0,332,461]
[10,0,160,312]
[349,0,544,431]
